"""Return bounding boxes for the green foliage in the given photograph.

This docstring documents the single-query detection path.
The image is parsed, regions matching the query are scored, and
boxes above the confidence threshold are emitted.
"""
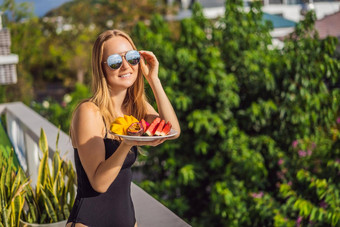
[47,0,169,31]
[31,83,92,133]
[0,0,35,104]
[0,5,97,104]
[0,0,34,23]
[277,128,340,227]
[0,0,172,105]
[131,1,340,227]
[0,147,29,227]
[0,127,77,225]
[0,120,16,162]
[21,128,76,224]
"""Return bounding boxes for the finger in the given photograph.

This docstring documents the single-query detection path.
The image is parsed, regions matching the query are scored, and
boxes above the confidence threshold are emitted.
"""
[160,138,167,143]
[139,51,158,63]
[143,139,164,147]
[139,50,155,57]
[140,54,147,65]
[128,137,167,147]
[150,139,163,147]
[153,138,168,146]
[139,55,149,76]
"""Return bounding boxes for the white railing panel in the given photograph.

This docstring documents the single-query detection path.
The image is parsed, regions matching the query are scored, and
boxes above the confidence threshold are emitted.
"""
[6,111,27,171]
[24,132,39,188]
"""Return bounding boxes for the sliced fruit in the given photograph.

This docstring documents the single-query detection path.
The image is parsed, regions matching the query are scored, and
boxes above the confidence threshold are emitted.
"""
[127,122,144,136]
[111,115,139,135]
[160,121,172,136]
[114,117,128,126]
[110,123,123,132]
[124,115,139,126]
[144,117,161,136]
[140,119,149,133]
[154,120,165,136]
[110,123,124,135]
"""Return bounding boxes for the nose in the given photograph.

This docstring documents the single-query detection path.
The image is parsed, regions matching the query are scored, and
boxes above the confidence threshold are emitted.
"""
[120,57,130,70]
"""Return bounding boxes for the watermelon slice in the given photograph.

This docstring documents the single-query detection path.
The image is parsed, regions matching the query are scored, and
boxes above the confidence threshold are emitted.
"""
[140,119,149,133]
[154,120,165,136]
[144,117,161,136]
[160,121,172,136]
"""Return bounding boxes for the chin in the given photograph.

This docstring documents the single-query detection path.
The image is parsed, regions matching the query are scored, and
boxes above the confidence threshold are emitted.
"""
[111,78,137,90]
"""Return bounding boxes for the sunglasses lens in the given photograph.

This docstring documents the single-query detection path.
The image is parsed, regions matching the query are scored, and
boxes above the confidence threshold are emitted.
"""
[126,50,140,66]
[107,54,122,69]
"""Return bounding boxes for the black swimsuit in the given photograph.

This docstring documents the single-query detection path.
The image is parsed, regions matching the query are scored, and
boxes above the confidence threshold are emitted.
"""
[67,135,138,227]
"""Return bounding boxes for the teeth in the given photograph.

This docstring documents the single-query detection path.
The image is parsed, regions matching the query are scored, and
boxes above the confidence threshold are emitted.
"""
[119,73,131,78]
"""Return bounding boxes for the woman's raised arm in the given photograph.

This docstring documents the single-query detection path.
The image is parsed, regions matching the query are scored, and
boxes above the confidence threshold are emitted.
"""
[139,50,181,139]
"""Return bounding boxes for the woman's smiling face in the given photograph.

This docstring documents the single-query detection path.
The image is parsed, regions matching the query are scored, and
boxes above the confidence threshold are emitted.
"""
[102,36,139,92]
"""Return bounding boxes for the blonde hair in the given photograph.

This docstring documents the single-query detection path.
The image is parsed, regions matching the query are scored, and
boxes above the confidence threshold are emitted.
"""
[71,30,148,139]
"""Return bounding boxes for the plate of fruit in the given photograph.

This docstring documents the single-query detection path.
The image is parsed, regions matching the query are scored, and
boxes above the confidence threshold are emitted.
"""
[110,115,178,141]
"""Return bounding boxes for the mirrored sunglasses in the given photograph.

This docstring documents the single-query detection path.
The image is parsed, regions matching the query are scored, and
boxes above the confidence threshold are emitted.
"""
[104,50,141,70]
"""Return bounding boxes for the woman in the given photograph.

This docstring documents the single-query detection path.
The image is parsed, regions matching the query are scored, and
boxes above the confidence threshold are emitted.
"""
[66,30,180,227]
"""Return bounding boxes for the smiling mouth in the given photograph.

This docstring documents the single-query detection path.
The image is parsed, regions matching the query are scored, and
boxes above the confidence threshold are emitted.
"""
[119,73,131,78]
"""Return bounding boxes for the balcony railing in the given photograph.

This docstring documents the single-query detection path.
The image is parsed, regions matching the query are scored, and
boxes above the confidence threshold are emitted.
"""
[0,101,190,227]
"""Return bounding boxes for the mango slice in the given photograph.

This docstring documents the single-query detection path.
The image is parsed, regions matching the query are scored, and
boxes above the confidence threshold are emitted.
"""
[110,115,140,135]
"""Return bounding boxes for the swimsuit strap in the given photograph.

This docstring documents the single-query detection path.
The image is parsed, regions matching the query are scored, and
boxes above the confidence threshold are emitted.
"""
[103,116,108,139]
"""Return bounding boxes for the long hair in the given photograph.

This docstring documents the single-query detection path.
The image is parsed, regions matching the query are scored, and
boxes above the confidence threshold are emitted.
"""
[71,30,148,139]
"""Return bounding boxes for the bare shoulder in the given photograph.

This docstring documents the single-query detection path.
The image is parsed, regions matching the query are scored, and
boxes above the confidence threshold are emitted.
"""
[76,101,100,114]
[71,102,105,147]
[73,102,102,123]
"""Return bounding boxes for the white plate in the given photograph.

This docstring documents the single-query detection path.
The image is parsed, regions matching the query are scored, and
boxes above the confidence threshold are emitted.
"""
[110,129,178,141]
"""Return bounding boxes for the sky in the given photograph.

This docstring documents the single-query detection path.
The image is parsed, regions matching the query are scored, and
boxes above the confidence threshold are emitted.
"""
[0,0,72,17]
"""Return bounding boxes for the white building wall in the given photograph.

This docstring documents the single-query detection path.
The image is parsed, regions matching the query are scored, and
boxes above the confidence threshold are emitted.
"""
[262,2,340,22]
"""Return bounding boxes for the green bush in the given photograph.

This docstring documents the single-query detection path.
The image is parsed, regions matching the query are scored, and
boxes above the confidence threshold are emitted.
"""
[21,128,76,224]
[0,147,29,227]
[131,1,340,226]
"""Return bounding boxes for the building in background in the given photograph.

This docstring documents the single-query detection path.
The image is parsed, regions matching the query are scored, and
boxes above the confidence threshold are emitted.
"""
[315,11,340,52]
[169,0,340,21]
[166,0,340,48]
[0,12,18,85]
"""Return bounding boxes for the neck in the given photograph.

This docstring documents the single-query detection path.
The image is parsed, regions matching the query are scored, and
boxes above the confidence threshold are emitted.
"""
[109,87,127,115]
